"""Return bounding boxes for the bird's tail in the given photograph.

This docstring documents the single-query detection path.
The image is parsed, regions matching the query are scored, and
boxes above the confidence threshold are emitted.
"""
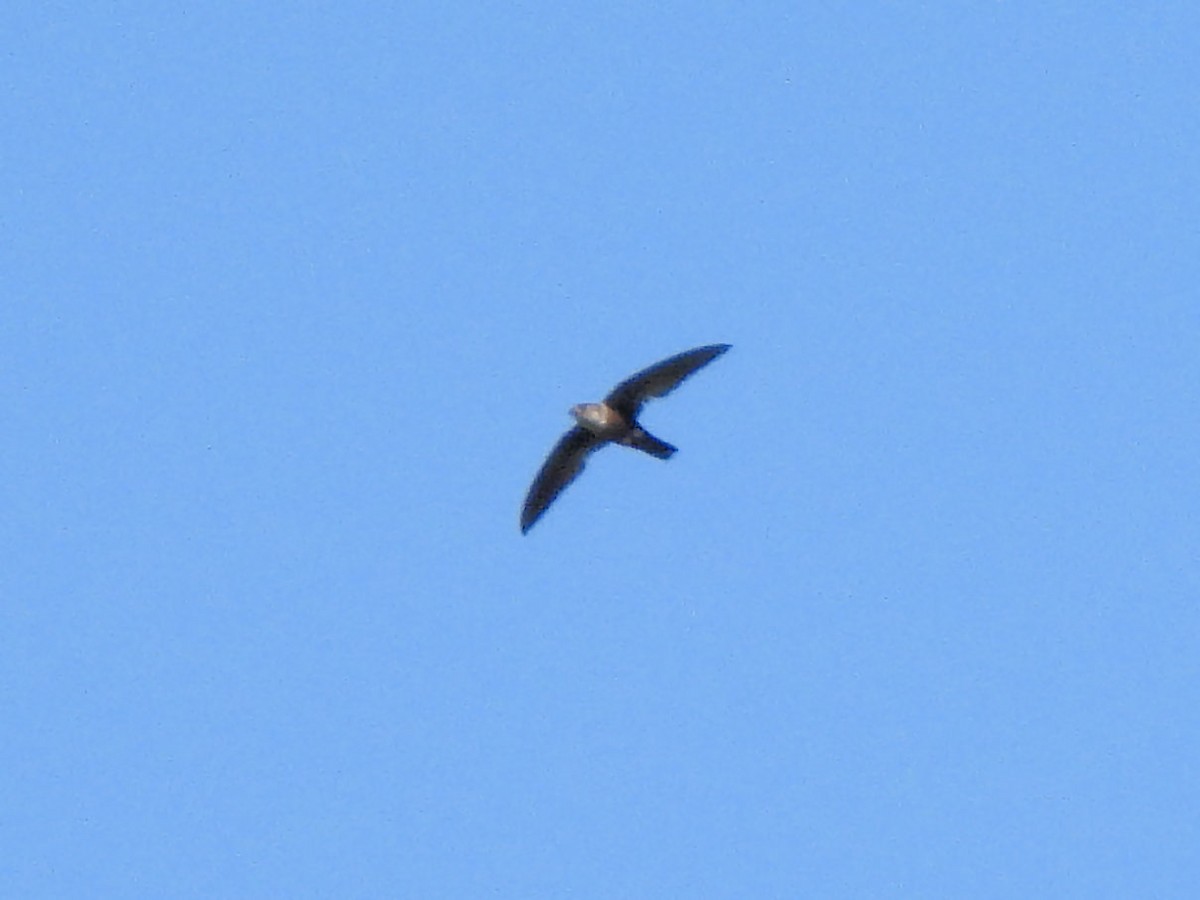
[626,428,677,460]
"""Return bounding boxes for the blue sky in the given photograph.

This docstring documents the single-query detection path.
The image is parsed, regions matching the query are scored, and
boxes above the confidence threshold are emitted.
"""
[3,3,1198,896]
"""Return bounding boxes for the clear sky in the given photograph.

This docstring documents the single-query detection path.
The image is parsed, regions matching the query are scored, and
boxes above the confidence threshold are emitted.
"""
[3,3,1198,897]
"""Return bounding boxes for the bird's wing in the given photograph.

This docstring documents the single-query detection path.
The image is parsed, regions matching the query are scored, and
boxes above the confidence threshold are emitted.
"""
[603,343,731,419]
[521,427,604,533]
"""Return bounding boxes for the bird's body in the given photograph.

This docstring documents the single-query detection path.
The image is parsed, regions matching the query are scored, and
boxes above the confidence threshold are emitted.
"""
[570,402,628,438]
[520,343,731,533]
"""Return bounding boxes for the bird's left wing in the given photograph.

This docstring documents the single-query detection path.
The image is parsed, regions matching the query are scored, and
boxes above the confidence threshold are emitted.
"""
[604,343,730,419]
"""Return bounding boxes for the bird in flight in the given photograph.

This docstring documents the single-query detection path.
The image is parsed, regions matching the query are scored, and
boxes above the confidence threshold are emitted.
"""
[520,343,731,534]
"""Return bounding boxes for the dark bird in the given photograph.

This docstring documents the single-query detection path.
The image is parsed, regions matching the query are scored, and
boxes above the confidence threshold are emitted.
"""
[520,343,731,534]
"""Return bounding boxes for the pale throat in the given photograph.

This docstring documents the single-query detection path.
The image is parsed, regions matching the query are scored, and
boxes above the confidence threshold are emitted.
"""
[570,402,624,435]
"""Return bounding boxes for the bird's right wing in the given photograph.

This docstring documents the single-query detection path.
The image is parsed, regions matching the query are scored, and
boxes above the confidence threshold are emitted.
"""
[521,427,603,533]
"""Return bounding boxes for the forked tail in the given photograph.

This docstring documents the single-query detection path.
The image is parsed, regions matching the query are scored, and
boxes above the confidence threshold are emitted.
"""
[626,428,677,459]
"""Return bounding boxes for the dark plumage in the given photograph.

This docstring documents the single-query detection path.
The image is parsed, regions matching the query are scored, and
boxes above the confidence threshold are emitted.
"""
[520,343,731,534]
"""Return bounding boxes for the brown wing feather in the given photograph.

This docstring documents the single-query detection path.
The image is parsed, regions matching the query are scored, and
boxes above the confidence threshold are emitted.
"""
[520,427,603,533]
[604,343,731,419]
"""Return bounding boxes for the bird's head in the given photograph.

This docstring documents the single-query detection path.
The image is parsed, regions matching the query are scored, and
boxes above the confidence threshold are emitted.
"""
[570,402,605,428]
